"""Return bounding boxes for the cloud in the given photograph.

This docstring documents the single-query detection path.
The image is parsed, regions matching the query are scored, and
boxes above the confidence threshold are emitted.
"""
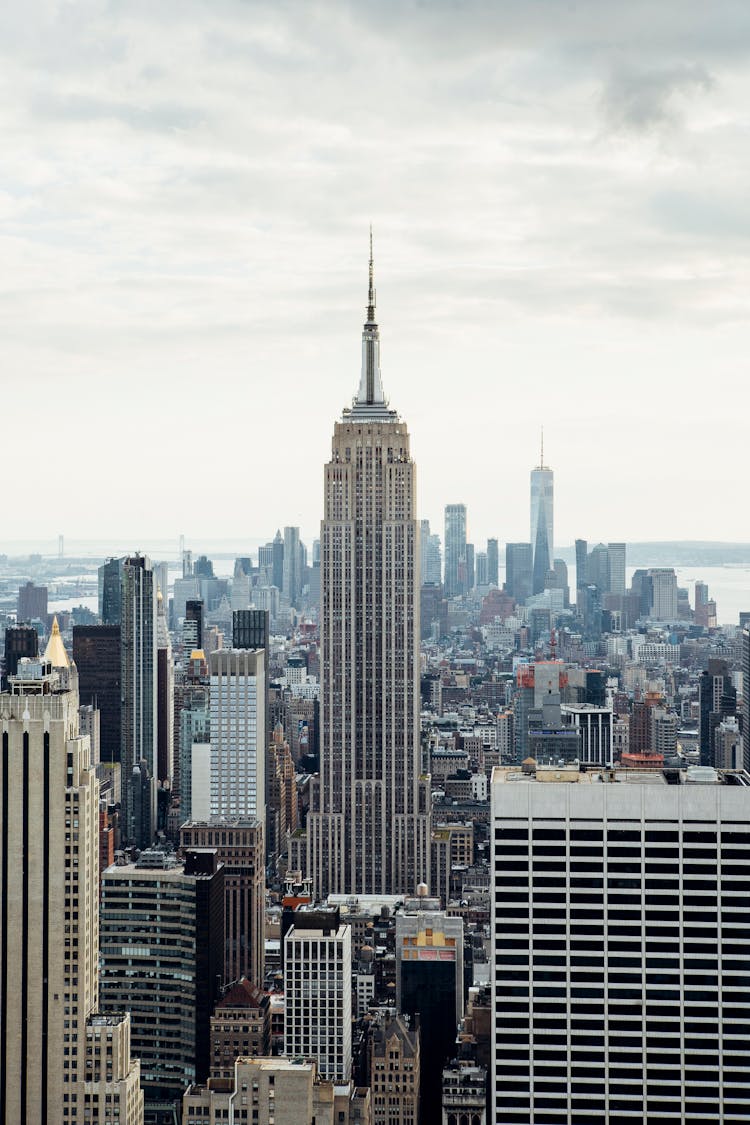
[601,62,715,133]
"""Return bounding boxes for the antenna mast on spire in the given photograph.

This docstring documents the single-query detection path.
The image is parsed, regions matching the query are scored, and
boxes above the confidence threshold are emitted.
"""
[540,425,545,469]
[367,224,375,324]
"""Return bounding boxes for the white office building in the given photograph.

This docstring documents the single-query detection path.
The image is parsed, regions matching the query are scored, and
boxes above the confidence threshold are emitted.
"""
[284,911,352,1082]
[491,763,750,1124]
[209,648,265,825]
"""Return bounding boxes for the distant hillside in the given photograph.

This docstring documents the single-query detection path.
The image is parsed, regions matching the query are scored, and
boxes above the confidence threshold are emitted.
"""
[556,542,750,568]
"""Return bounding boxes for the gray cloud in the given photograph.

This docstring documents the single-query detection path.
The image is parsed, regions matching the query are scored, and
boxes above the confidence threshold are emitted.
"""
[601,62,715,132]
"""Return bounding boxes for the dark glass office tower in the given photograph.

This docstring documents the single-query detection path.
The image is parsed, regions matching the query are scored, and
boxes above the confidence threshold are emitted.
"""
[73,625,122,764]
[3,623,38,687]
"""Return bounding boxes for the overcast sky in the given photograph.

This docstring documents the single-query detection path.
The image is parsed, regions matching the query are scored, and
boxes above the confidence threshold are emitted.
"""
[2,0,749,552]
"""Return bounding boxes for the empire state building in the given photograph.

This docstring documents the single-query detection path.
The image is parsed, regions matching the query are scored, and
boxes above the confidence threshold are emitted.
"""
[307,239,431,897]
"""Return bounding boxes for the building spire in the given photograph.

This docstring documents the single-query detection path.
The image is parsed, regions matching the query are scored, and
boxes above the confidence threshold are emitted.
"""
[367,223,376,324]
[540,425,544,469]
[349,227,393,417]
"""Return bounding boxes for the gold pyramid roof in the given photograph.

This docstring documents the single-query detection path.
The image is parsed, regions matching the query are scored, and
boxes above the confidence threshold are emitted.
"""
[44,616,70,668]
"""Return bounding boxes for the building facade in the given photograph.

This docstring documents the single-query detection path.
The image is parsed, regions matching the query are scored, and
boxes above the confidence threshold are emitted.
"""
[180,818,266,990]
[100,849,224,1121]
[209,648,265,824]
[284,910,353,1082]
[120,554,158,845]
[307,245,431,897]
[491,763,750,1123]
[0,643,141,1125]
[445,504,468,598]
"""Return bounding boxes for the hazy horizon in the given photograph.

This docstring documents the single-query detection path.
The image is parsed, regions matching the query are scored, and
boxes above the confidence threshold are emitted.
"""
[3,1,749,544]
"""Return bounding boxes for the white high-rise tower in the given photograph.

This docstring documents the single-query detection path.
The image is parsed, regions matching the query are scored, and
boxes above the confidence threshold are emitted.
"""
[530,429,554,592]
[307,234,431,897]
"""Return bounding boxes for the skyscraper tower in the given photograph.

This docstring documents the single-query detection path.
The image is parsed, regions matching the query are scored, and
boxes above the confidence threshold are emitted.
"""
[530,429,554,589]
[0,631,142,1125]
[120,554,158,847]
[308,236,431,897]
[444,503,467,597]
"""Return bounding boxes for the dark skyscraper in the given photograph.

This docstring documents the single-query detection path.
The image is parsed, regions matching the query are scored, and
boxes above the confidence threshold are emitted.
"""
[185,598,204,649]
[98,556,124,625]
[73,624,122,764]
[2,623,38,687]
[120,555,158,845]
[308,240,431,897]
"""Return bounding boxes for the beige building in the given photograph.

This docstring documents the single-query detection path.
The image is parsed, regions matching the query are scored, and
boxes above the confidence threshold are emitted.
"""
[210,978,270,1078]
[307,244,431,897]
[180,817,266,988]
[184,1056,371,1124]
[0,630,142,1125]
[431,823,474,907]
[370,1014,420,1125]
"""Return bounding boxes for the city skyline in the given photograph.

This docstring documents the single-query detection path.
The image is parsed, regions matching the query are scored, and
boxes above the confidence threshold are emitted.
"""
[2,2,750,544]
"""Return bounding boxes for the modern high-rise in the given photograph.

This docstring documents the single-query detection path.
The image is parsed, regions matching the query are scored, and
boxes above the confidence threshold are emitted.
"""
[284,908,352,1082]
[272,528,285,591]
[420,518,442,585]
[73,625,122,765]
[307,241,431,897]
[101,848,224,1121]
[487,537,499,587]
[649,567,678,620]
[98,556,125,625]
[444,503,468,598]
[156,590,173,784]
[283,525,302,606]
[505,542,533,604]
[491,763,750,1124]
[120,554,158,845]
[209,648,265,823]
[530,436,553,590]
[0,636,142,1125]
[607,542,627,596]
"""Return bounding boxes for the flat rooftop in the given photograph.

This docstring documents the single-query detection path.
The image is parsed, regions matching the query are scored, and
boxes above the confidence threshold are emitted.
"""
[491,765,750,788]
